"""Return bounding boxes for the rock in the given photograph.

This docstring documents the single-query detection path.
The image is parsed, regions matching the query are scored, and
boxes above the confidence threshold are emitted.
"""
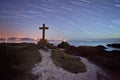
[57,41,70,49]
[107,43,120,48]
[38,39,49,46]
[65,45,120,71]
[96,45,107,49]
[65,46,106,57]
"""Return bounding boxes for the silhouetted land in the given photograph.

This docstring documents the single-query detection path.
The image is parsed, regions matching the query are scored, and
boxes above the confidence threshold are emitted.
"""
[107,43,120,48]
[0,42,120,80]
[57,42,120,72]
[0,43,42,80]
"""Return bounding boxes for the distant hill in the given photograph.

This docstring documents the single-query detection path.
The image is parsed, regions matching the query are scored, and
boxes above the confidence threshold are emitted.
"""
[20,38,34,41]
[0,37,34,41]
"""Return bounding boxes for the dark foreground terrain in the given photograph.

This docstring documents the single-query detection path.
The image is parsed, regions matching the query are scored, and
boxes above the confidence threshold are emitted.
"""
[0,43,42,80]
[51,49,87,73]
[58,42,120,72]
[58,42,120,80]
[107,43,120,48]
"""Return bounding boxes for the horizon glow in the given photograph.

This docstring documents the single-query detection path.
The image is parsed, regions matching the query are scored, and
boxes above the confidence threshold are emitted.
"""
[0,0,120,40]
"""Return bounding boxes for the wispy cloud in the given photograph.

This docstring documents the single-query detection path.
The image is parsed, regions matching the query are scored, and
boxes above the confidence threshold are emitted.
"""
[109,25,115,29]
[112,19,120,25]
[1,10,15,14]
[7,5,16,8]
[81,28,93,36]
[61,6,73,11]
[81,0,91,3]
[47,0,54,2]
[115,4,120,7]
[18,14,34,18]
[27,10,42,14]
[27,4,41,9]
[115,0,120,2]
[41,7,55,12]
[70,1,82,6]
[108,25,120,34]
[69,22,77,25]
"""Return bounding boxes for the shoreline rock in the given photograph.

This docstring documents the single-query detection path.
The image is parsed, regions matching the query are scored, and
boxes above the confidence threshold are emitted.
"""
[107,43,120,48]
[57,41,70,49]
[57,42,120,72]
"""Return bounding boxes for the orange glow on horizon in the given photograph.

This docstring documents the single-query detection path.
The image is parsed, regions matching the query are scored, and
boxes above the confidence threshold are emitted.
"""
[16,38,20,41]
[0,31,65,41]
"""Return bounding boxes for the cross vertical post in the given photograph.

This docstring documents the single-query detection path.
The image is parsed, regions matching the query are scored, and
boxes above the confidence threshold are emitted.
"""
[39,23,49,40]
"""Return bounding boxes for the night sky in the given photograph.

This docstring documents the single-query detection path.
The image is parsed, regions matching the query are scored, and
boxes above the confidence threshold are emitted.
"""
[0,0,120,40]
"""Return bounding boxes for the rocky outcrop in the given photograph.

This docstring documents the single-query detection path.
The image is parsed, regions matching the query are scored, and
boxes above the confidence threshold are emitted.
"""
[107,43,120,48]
[96,45,107,49]
[57,41,70,49]
[65,45,120,71]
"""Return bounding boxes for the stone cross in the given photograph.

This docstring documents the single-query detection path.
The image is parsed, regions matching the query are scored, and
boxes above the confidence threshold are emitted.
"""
[39,23,49,40]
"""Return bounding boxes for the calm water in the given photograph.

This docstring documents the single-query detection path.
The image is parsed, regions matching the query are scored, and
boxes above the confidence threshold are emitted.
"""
[68,40,120,51]
[0,39,120,51]
[49,40,120,51]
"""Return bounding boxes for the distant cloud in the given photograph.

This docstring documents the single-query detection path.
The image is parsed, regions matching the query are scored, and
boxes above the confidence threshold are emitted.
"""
[115,0,120,2]
[7,5,16,8]
[112,20,120,25]
[61,7,73,11]
[70,0,91,4]
[18,14,33,18]
[81,0,91,3]
[108,25,120,34]
[109,25,115,29]
[81,28,93,36]
[27,4,41,9]
[1,10,14,13]
[115,4,120,7]
[28,10,42,14]
[41,7,55,12]
[47,0,54,2]
[70,1,82,6]
[69,22,77,25]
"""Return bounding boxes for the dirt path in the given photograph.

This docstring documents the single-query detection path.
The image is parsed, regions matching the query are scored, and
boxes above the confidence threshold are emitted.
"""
[32,49,109,80]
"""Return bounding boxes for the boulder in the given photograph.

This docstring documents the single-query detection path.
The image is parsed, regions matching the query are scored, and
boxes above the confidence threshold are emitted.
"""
[57,41,70,49]
[107,43,120,48]
[96,45,107,49]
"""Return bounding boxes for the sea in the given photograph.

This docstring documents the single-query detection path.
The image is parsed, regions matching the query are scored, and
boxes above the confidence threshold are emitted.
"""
[0,39,120,51]
[51,40,120,51]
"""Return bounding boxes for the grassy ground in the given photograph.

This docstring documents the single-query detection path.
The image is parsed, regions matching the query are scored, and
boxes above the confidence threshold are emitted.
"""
[51,49,87,73]
[0,43,42,80]
[65,45,120,72]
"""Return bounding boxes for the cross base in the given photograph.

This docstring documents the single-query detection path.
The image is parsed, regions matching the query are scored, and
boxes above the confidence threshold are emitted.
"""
[38,39,49,46]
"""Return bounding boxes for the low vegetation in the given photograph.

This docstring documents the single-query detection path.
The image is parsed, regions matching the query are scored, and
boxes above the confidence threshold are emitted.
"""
[0,43,42,80]
[51,49,87,73]
[65,45,120,71]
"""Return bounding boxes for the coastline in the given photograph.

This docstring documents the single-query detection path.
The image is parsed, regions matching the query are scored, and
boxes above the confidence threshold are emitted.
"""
[0,42,120,80]
[0,39,119,51]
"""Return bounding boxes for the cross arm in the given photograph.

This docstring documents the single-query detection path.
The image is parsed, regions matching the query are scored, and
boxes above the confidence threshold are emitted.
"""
[39,27,49,29]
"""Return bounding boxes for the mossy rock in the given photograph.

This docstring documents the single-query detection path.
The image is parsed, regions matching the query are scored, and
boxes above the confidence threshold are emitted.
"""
[38,39,49,46]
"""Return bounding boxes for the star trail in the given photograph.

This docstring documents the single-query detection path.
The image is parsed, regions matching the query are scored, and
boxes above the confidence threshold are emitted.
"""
[0,0,120,40]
